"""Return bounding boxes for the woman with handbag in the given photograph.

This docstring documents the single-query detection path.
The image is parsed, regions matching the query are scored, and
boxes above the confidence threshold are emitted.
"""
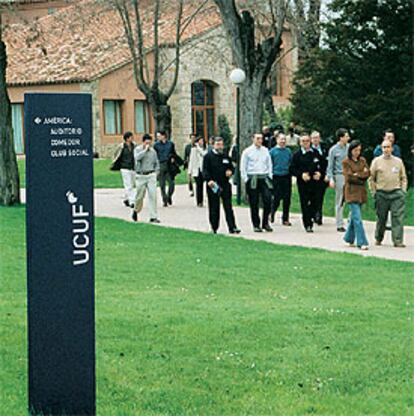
[188,136,207,207]
[342,140,370,250]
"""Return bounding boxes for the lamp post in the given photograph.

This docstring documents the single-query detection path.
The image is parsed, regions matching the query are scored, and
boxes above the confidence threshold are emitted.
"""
[229,68,246,205]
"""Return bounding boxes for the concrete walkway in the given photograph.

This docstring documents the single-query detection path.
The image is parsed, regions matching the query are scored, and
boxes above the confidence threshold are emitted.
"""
[94,185,414,263]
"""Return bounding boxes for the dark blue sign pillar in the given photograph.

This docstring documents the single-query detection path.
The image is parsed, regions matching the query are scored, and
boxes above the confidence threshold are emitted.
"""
[25,93,95,415]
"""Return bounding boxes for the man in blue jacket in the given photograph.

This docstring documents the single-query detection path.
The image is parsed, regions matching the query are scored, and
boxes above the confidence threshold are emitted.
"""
[373,129,401,158]
[154,131,177,207]
[269,132,293,225]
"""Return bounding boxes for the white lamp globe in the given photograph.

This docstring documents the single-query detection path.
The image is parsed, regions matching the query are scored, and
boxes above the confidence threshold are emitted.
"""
[229,68,246,85]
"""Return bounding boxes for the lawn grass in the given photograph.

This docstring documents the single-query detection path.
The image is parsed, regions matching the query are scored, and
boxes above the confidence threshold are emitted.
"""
[1,206,413,415]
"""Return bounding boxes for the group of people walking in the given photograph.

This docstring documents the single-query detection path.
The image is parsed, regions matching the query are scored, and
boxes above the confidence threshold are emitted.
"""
[111,131,180,224]
[112,126,408,250]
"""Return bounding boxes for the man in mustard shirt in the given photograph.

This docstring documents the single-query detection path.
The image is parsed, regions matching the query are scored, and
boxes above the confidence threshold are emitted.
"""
[369,139,408,247]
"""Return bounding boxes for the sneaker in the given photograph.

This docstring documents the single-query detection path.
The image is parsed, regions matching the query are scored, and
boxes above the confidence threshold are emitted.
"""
[359,245,369,251]
[150,218,161,224]
[394,243,406,248]
[282,221,292,226]
[253,227,263,233]
[263,225,273,232]
[347,243,356,247]
[337,227,346,232]
[229,228,241,234]
[132,211,138,222]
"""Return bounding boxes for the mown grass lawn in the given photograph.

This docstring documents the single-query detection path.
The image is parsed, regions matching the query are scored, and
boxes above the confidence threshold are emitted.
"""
[0,206,413,415]
[16,158,414,225]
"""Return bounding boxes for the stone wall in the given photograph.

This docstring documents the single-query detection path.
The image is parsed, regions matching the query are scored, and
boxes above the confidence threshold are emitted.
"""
[160,26,236,155]
[80,80,101,155]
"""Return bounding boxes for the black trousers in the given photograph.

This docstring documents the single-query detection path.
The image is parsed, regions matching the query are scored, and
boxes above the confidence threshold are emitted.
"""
[188,174,194,193]
[297,181,318,229]
[313,180,328,223]
[207,183,236,232]
[272,175,292,222]
[159,161,175,203]
[194,172,204,205]
[246,178,272,228]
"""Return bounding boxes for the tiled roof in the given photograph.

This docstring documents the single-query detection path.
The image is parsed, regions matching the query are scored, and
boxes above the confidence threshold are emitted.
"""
[5,0,222,86]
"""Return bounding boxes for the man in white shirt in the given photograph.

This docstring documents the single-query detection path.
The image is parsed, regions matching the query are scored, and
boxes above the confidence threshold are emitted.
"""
[240,133,273,232]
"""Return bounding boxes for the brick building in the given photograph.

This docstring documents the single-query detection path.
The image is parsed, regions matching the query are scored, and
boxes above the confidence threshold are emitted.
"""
[4,0,298,157]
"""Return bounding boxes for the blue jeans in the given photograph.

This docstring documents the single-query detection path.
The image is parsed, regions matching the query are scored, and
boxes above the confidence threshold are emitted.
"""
[344,203,369,247]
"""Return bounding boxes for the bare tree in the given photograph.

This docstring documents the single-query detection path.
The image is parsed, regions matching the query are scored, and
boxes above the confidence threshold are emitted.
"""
[291,0,322,61]
[212,0,289,149]
[112,0,208,135]
[0,11,20,205]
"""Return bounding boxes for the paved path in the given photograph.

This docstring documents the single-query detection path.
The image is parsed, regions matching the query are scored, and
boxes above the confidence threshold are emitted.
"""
[93,186,414,263]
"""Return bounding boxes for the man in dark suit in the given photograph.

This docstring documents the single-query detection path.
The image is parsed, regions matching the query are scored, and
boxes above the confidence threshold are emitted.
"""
[291,132,325,232]
[203,137,241,234]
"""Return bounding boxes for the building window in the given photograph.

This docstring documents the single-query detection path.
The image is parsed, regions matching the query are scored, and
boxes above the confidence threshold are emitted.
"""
[134,100,149,134]
[11,104,24,154]
[103,100,123,135]
[191,80,216,141]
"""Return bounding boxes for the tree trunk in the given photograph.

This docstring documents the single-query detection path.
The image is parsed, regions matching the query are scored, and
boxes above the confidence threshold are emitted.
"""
[152,102,172,137]
[0,40,20,206]
[239,77,266,150]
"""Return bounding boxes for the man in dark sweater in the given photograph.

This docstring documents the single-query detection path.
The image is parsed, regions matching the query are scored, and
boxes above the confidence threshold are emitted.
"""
[202,137,241,234]
[291,132,324,232]
[269,132,293,225]
[110,131,136,207]
[154,131,176,206]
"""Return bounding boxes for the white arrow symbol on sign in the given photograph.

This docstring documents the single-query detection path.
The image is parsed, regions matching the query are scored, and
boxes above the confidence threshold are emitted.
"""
[34,117,42,124]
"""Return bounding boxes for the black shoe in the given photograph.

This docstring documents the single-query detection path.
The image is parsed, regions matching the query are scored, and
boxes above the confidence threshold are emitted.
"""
[168,197,173,205]
[229,228,241,234]
[306,226,313,233]
[270,213,275,223]
[132,211,138,222]
[212,229,217,234]
[197,203,203,207]
[386,226,392,231]
[163,201,168,207]
[253,227,263,233]
[189,192,194,197]
[263,225,273,232]
[150,218,161,224]
[123,199,130,207]
[129,203,135,209]
[316,220,323,225]
[337,227,346,232]
[282,221,292,226]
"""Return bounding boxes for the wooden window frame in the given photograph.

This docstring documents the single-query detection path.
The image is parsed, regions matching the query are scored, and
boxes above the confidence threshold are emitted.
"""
[103,99,123,136]
[191,81,216,141]
[134,100,149,134]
